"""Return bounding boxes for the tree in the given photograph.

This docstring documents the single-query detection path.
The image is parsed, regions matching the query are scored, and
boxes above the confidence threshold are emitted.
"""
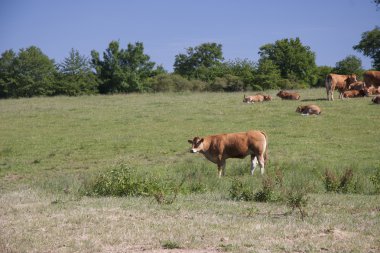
[253,59,282,90]
[0,46,56,98]
[315,66,333,87]
[258,37,318,86]
[55,48,98,95]
[333,55,363,76]
[353,26,380,70]
[0,50,16,98]
[173,42,224,81]
[91,41,163,93]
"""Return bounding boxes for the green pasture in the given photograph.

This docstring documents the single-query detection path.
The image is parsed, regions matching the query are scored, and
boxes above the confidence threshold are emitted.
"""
[0,89,379,252]
[0,89,379,193]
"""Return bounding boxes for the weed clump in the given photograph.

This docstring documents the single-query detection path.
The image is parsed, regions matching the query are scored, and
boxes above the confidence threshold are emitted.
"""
[323,168,356,193]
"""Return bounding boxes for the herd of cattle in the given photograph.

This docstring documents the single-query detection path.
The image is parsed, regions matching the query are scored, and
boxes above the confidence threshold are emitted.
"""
[188,71,380,177]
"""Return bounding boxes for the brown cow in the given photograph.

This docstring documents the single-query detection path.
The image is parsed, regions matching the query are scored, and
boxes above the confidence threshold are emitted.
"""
[348,81,366,91]
[367,85,380,95]
[296,104,321,115]
[276,90,300,100]
[325,74,357,101]
[188,131,268,177]
[372,95,380,104]
[363,71,380,89]
[243,94,272,103]
[342,89,367,98]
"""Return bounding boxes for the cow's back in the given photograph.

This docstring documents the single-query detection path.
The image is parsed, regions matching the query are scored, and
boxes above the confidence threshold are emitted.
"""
[364,71,380,88]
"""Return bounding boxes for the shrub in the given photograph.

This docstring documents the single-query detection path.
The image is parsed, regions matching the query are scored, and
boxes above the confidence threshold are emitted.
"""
[323,168,356,193]
[285,181,309,221]
[229,178,255,201]
[254,175,279,202]
[370,170,380,194]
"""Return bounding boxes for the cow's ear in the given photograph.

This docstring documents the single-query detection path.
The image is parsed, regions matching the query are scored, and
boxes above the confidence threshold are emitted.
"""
[199,138,204,143]
[188,139,193,144]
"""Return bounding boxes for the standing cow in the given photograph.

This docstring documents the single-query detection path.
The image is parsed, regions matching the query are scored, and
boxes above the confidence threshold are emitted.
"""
[363,71,380,89]
[325,74,357,101]
[188,131,268,177]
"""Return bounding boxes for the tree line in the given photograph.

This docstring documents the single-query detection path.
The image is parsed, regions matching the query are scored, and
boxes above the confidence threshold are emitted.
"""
[0,26,379,98]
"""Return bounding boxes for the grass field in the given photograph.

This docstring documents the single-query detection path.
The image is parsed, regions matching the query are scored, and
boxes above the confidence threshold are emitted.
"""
[1,89,379,252]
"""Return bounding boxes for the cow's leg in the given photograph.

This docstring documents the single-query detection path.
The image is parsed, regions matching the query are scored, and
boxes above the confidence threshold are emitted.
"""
[258,154,265,175]
[250,155,258,175]
[217,160,226,178]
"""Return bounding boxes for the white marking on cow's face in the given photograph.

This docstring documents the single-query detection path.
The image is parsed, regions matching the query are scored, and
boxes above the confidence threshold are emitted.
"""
[189,137,204,153]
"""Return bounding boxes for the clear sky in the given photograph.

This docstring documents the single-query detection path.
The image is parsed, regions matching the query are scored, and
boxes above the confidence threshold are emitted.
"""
[0,0,379,72]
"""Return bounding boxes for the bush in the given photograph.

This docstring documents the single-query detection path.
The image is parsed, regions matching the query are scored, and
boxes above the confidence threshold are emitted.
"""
[229,178,255,201]
[323,168,356,193]
[370,170,380,194]
[284,180,310,220]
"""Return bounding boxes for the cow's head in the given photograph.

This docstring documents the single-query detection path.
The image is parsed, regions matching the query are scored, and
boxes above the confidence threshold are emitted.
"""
[243,94,250,103]
[347,74,357,84]
[263,95,272,101]
[295,105,304,113]
[188,137,204,153]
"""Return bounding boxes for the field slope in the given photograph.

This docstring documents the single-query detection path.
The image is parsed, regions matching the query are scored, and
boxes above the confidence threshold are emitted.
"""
[0,89,379,252]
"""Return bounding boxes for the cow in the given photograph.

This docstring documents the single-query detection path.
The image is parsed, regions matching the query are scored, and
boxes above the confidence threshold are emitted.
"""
[188,130,268,178]
[276,90,300,100]
[296,104,321,115]
[372,95,380,104]
[325,74,357,101]
[367,85,380,95]
[363,71,380,89]
[342,89,367,98]
[243,94,272,103]
[348,81,366,91]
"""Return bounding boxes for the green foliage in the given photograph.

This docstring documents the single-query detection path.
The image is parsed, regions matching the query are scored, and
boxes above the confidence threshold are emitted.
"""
[369,170,380,194]
[161,240,181,249]
[54,48,98,96]
[86,165,165,197]
[284,179,309,220]
[315,65,333,87]
[333,55,364,76]
[91,41,163,93]
[229,178,255,201]
[0,46,56,98]
[323,168,356,193]
[253,59,282,89]
[173,42,224,81]
[353,26,380,70]
[258,37,318,86]
[146,73,206,92]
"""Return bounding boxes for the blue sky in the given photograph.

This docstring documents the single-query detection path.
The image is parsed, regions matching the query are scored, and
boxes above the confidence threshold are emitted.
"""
[0,0,379,71]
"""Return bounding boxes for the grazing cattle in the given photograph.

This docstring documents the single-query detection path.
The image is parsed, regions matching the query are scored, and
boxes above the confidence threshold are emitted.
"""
[188,131,268,177]
[372,95,380,104]
[363,71,380,89]
[325,74,357,101]
[243,94,272,103]
[276,90,300,100]
[342,89,367,98]
[296,104,321,115]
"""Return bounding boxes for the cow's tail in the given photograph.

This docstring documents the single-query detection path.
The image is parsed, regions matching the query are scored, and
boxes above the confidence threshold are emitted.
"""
[260,131,268,163]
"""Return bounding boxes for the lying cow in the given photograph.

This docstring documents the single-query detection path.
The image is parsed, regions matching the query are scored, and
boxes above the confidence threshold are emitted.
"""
[276,90,300,100]
[243,94,272,103]
[296,104,321,115]
[342,89,367,98]
[348,81,365,91]
[367,85,380,95]
[372,95,380,104]
[188,130,268,177]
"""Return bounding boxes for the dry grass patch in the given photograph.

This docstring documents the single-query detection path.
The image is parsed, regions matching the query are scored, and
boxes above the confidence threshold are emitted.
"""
[1,189,379,253]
